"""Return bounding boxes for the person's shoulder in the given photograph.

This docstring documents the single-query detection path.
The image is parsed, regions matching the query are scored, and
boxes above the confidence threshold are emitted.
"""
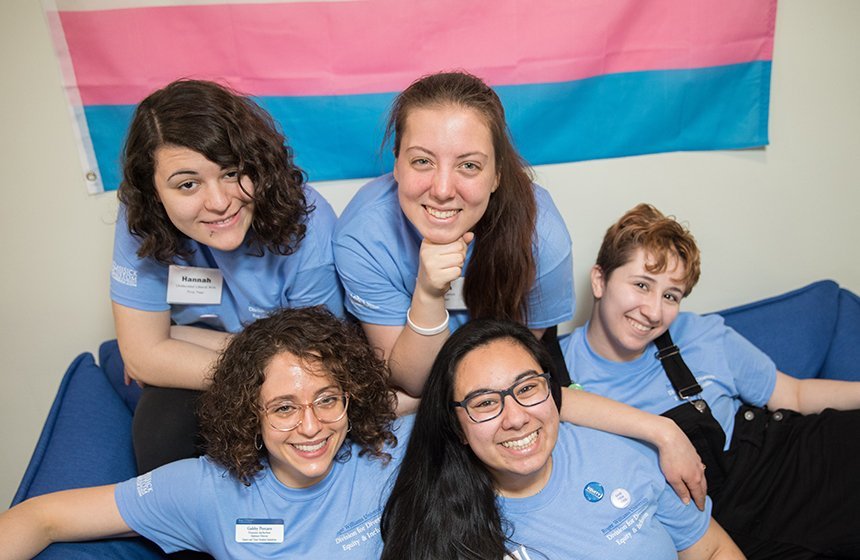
[670,312,727,345]
[531,182,571,239]
[335,173,403,243]
[338,174,398,220]
[303,184,337,225]
[561,423,659,469]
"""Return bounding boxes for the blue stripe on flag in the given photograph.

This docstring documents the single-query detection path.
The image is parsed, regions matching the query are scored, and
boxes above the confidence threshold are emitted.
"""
[85,61,770,191]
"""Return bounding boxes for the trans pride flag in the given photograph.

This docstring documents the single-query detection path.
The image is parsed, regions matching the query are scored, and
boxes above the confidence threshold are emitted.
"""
[44,0,777,193]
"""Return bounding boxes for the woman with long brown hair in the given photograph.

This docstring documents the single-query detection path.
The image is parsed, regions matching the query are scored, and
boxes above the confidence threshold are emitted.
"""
[334,71,707,505]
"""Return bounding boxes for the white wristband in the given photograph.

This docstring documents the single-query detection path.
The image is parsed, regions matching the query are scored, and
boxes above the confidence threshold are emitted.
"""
[406,307,450,336]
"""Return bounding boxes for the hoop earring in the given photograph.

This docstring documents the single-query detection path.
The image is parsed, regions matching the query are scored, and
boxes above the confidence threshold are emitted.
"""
[254,433,263,451]
[346,420,352,434]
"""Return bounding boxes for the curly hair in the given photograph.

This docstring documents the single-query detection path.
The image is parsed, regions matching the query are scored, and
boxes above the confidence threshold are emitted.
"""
[385,71,537,323]
[199,306,398,484]
[118,79,311,264]
[381,319,557,559]
[596,203,701,296]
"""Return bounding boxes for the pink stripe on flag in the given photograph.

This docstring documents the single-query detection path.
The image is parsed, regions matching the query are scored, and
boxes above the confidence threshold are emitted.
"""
[58,0,776,105]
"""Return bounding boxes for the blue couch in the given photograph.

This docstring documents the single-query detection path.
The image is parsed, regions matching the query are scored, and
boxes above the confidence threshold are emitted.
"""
[12,280,860,558]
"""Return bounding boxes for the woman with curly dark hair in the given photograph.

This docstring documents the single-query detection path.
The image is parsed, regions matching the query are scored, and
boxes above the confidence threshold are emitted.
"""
[0,307,403,558]
[110,79,343,473]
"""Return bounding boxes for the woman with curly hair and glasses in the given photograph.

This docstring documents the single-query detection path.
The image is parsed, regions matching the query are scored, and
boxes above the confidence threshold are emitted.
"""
[110,79,343,473]
[0,306,402,559]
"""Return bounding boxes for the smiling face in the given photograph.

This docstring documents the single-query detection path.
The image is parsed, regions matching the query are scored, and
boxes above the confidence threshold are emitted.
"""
[587,248,687,362]
[258,351,349,489]
[393,105,499,245]
[453,338,558,498]
[153,145,255,252]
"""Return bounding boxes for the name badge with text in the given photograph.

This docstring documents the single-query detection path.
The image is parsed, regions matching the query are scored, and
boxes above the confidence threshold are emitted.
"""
[444,277,467,310]
[235,518,284,543]
[167,266,223,305]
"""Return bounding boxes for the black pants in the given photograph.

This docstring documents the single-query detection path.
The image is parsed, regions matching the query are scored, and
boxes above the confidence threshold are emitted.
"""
[716,407,860,559]
[132,386,205,474]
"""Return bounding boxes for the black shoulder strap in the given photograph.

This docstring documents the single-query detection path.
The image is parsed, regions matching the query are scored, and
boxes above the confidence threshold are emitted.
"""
[654,330,702,399]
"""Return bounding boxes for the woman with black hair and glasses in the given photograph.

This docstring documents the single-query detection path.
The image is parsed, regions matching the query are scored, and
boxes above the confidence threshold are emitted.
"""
[381,319,743,560]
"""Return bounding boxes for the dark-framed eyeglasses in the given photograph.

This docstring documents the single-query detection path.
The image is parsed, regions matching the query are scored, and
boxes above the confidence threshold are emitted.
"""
[262,392,350,432]
[451,372,552,424]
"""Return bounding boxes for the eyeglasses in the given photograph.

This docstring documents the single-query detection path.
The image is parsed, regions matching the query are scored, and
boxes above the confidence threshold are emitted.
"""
[451,372,551,423]
[262,393,350,432]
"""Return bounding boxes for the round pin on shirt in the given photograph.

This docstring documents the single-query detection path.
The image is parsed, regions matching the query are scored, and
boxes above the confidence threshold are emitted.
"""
[583,481,605,503]
[610,487,631,509]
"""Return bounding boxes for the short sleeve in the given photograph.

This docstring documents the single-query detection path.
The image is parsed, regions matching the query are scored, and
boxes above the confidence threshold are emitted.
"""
[284,187,345,317]
[333,177,417,325]
[115,459,209,553]
[722,326,778,407]
[654,482,713,551]
[110,205,171,312]
[527,186,574,328]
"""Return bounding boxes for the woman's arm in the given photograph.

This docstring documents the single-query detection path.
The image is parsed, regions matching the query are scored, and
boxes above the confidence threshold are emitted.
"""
[0,485,133,560]
[678,518,745,559]
[363,234,472,396]
[170,324,233,351]
[768,370,860,414]
[113,302,226,389]
[560,388,707,510]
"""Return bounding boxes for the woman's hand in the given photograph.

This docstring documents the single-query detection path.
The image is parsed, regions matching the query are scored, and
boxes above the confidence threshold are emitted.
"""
[415,232,474,299]
[656,420,708,511]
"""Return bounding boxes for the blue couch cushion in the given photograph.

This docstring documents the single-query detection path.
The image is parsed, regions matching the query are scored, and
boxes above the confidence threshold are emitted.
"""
[714,280,840,378]
[98,339,143,412]
[12,352,164,559]
[820,288,860,380]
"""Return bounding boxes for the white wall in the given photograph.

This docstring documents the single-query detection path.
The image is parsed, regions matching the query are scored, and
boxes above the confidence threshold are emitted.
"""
[1,0,857,507]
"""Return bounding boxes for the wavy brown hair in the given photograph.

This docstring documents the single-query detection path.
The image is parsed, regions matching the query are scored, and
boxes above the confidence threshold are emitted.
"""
[119,79,310,264]
[199,306,397,484]
[386,71,537,323]
[596,203,702,296]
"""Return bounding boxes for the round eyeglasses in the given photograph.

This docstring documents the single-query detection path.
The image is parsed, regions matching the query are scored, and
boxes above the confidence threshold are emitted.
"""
[451,372,551,423]
[262,393,350,432]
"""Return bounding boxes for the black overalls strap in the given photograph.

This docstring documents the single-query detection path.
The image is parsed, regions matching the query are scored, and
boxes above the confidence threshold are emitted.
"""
[654,330,702,400]
[654,330,729,498]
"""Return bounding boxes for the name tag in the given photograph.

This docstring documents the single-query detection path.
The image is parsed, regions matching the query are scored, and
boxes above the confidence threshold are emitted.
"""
[167,266,223,305]
[235,518,284,543]
[444,277,467,310]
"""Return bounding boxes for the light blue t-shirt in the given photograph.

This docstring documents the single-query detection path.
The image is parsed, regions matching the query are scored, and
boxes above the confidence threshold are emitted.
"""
[333,173,573,331]
[115,416,413,558]
[501,423,712,559]
[564,313,777,444]
[110,185,344,331]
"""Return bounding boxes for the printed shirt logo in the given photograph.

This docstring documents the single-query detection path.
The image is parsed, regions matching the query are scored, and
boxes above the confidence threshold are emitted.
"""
[601,497,651,546]
[112,262,138,287]
[136,472,153,497]
[583,481,605,502]
[334,508,382,552]
[347,292,380,310]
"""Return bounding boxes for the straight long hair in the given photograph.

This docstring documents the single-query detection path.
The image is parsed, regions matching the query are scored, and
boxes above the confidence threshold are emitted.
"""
[381,319,556,559]
[386,72,537,323]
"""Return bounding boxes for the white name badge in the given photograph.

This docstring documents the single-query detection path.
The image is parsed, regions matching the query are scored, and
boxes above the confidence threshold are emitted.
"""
[444,276,467,310]
[166,265,223,305]
[235,518,284,544]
